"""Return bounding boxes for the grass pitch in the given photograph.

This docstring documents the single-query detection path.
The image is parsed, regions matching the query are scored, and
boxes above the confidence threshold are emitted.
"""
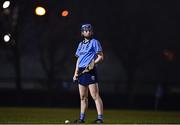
[0,107,180,124]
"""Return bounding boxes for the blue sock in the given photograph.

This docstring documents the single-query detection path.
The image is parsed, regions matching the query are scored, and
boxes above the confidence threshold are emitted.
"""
[98,114,103,120]
[80,113,85,120]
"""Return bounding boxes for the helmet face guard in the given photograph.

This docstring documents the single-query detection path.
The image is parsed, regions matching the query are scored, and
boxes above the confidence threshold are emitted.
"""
[81,24,93,32]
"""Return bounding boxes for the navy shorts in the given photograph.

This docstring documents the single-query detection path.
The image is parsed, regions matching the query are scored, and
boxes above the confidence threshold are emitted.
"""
[77,67,98,86]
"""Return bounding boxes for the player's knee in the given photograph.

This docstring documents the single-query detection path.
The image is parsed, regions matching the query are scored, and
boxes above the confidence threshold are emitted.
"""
[80,95,88,101]
[91,93,100,101]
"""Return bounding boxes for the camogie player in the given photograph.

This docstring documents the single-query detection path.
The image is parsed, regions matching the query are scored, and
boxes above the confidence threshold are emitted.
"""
[73,24,104,124]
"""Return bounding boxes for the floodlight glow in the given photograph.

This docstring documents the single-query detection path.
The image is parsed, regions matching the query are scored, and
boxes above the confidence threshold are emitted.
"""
[3,34,11,42]
[3,1,10,9]
[61,10,69,17]
[35,6,46,16]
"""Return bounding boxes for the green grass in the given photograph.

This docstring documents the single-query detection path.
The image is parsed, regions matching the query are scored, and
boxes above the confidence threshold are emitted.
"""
[0,107,180,124]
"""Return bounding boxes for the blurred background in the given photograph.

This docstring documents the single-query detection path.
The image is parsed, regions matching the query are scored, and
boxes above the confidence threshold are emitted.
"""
[0,0,179,110]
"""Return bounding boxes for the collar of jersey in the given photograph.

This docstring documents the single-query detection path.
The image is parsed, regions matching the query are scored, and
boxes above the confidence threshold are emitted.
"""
[82,39,91,44]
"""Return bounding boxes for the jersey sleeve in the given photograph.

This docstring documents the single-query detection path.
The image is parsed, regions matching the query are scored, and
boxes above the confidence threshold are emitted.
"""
[75,42,81,57]
[93,40,103,53]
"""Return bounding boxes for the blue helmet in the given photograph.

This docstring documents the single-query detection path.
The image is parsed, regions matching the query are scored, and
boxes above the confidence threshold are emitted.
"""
[81,24,93,31]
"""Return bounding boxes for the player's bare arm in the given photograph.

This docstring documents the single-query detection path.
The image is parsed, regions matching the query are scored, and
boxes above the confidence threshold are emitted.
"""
[95,52,104,65]
[73,58,79,81]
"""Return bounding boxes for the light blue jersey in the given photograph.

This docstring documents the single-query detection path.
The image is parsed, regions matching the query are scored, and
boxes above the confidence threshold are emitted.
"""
[75,38,102,68]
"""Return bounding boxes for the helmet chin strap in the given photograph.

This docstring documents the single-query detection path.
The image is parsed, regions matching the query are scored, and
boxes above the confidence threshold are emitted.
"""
[84,36,92,40]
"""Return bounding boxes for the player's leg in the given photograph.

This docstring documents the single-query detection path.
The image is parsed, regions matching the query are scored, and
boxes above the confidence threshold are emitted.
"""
[89,83,103,123]
[78,84,88,122]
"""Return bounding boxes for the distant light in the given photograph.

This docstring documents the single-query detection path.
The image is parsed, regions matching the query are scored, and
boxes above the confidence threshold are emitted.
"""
[61,10,69,17]
[163,49,175,62]
[3,1,10,9]
[35,6,46,16]
[3,34,11,42]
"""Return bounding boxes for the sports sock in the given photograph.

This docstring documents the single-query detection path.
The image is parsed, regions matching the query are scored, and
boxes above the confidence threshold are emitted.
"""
[97,114,103,120]
[80,113,85,121]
